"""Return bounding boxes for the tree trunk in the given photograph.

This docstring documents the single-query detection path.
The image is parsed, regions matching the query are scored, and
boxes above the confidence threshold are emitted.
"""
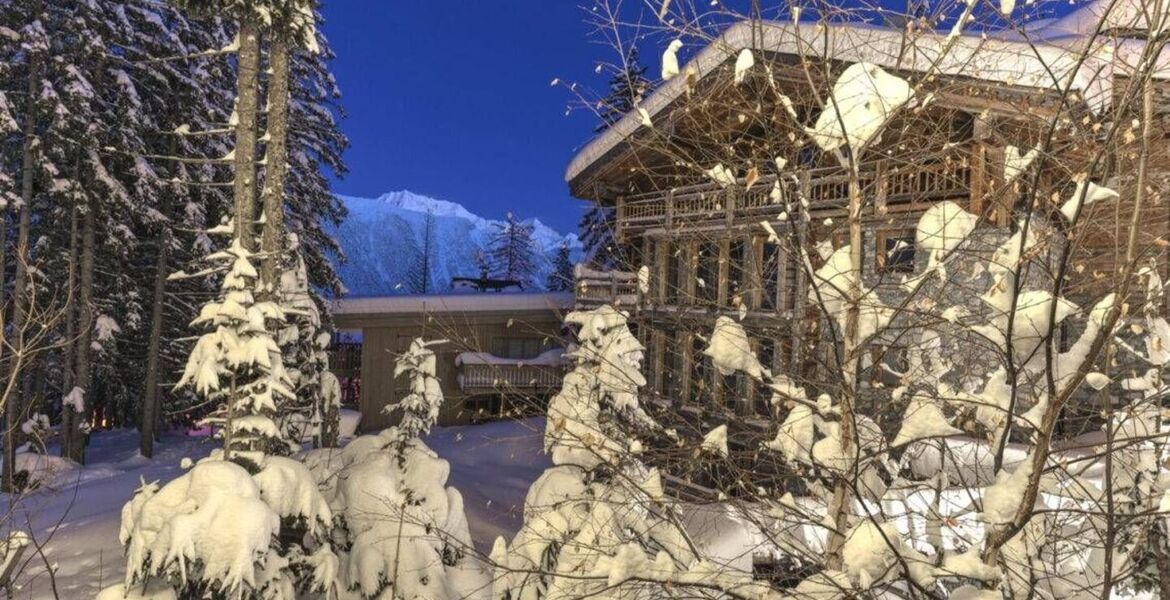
[260,35,291,295]
[140,172,174,459]
[57,203,79,458]
[64,198,96,465]
[4,50,39,492]
[234,21,262,250]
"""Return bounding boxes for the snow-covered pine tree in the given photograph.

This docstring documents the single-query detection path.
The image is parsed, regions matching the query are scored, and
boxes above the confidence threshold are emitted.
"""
[388,338,445,442]
[546,242,574,292]
[578,48,650,270]
[488,212,538,288]
[494,305,693,600]
[283,12,348,296]
[275,233,336,449]
[301,336,487,599]
[175,233,293,464]
[132,4,236,456]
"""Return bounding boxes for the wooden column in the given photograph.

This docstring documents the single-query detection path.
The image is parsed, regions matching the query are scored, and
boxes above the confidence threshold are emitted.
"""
[874,159,889,216]
[717,238,731,308]
[652,329,666,396]
[655,237,669,306]
[684,241,698,306]
[746,235,763,309]
[679,331,693,407]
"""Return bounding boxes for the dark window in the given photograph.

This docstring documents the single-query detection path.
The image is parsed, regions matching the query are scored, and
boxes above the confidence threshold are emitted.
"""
[666,242,681,304]
[697,242,719,305]
[756,339,776,413]
[728,239,746,306]
[491,337,550,360]
[691,334,708,404]
[762,242,780,310]
[880,233,916,273]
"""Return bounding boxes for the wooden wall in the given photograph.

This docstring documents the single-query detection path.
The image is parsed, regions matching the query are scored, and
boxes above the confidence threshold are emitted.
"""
[341,309,568,432]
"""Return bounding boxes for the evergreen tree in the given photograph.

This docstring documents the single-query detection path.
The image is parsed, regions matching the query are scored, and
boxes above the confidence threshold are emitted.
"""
[595,47,650,133]
[409,210,436,294]
[546,242,575,292]
[579,48,651,271]
[488,213,538,288]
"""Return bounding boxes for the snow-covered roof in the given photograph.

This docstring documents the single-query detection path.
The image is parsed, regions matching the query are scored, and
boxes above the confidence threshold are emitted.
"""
[330,292,574,317]
[565,4,1167,185]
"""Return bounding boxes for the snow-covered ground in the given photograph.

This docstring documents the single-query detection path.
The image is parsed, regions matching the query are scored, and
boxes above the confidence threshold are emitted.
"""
[2,418,550,599]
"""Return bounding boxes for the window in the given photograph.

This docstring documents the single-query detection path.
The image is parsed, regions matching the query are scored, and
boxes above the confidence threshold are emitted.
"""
[697,241,719,305]
[878,231,916,273]
[491,337,551,360]
[728,239,746,306]
[762,241,780,311]
[665,242,681,304]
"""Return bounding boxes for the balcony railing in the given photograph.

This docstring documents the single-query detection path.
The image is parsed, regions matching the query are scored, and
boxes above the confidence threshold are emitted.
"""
[456,360,566,392]
[574,265,640,309]
[615,154,972,236]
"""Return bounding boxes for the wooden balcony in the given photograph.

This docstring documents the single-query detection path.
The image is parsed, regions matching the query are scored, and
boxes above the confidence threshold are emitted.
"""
[615,154,974,238]
[574,265,640,309]
[456,360,565,395]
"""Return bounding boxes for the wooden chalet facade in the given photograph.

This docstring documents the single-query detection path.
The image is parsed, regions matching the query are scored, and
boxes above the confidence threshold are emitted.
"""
[329,293,573,431]
[565,2,1170,420]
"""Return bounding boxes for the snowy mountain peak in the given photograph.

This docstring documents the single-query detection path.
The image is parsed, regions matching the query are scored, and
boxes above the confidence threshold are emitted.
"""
[330,190,582,297]
[351,190,490,228]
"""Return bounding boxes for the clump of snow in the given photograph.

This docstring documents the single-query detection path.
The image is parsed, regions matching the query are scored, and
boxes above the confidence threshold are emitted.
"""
[94,314,121,342]
[1,452,78,489]
[812,245,891,343]
[982,458,1035,524]
[703,316,766,379]
[637,264,651,294]
[62,386,85,413]
[1003,145,1039,182]
[705,163,736,187]
[455,347,565,367]
[733,48,754,84]
[701,425,729,457]
[662,39,683,80]
[916,201,977,277]
[892,393,962,447]
[20,413,50,436]
[809,62,913,153]
[1060,180,1118,222]
[118,460,282,595]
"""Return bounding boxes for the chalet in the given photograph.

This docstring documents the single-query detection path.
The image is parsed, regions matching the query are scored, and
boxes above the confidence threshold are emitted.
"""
[565,1,1170,418]
[329,292,573,431]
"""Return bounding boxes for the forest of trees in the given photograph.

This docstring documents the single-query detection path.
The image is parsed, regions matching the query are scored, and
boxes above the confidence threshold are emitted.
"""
[0,0,346,477]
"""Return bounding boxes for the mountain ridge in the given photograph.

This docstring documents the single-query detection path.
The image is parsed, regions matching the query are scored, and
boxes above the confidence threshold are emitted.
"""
[330,190,581,297]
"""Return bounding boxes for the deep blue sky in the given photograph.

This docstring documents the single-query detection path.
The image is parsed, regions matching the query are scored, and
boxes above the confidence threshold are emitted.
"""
[321,1,610,234]
[319,1,1073,235]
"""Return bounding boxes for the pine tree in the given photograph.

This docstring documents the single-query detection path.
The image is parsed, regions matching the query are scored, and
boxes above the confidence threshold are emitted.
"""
[488,213,538,288]
[176,234,293,464]
[285,19,348,296]
[595,47,650,133]
[409,210,436,294]
[579,48,651,271]
[546,242,575,292]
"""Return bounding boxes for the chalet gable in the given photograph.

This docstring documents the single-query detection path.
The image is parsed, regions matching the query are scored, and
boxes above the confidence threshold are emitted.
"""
[565,5,1168,199]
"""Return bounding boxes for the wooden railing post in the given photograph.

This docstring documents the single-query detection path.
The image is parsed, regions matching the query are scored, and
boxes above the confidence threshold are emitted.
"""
[725,186,736,227]
[666,189,675,229]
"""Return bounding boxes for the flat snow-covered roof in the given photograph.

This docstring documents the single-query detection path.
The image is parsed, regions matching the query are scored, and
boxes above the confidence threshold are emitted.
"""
[565,4,1166,185]
[330,292,574,316]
